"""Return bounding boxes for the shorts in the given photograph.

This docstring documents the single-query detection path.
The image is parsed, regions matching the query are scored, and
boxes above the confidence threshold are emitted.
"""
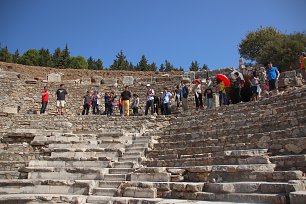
[57,100,66,108]
[268,79,277,91]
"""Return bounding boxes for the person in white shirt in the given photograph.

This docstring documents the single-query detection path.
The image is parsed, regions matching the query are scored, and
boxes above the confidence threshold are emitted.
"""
[145,84,155,115]
[162,87,172,115]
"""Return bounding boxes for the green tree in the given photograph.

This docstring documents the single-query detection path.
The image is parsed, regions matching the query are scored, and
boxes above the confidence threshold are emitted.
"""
[164,60,174,72]
[200,64,209,71]
[149,62,157,71]
[12,49,19,63]
[18,49,39,66]
[136,55,149,71]
[95,58,103,70]
[0,46,13,62]
[159,63,165,72]
[239,27,284,61]
[62,44,71,68]
[110,50,130,70]
[87,56,95,69]
[52,48,63,68]
[239,27,306,71]
[129,62,134,71]
[70,56,88,69]
[189,60,200,71]
[38,48,52,67]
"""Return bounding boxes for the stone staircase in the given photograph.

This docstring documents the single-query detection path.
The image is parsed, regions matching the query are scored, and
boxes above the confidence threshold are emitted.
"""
[0,87,305,203]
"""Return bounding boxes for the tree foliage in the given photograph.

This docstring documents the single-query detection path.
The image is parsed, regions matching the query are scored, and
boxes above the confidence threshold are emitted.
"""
[189,60,200,71]
[239,27,306,71]
[110,50,130,70]
[70,56,88,69]
[0,46,13,62]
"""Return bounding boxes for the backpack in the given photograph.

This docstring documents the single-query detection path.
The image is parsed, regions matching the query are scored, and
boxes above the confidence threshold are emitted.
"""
[182,86,189,98]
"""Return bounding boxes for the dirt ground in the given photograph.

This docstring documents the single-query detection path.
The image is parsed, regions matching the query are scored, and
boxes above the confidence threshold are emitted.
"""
[0,61,182,80]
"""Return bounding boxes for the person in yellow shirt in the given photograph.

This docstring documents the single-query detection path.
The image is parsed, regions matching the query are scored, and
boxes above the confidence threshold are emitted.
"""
[217,80,226,107]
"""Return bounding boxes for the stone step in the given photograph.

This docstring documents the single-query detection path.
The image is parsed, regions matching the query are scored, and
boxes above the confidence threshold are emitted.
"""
[49,142,125,150]
[92,187,118,196]
[0,179,91,195]
[99,181,122,188]
[29,160,110,168]
[143,154,271,167]
[104,174,126,181]
[118,157,139,162]
[126,143,148,148]
[270,154,306,172]
[28,170,104,180]
[50,152,118,161]
[86,195,251,203]
[125,147,147,153]
[113,162,134,168]
[0,161,28,171]
[204,181,304,194]
[108,168,134,174]
[0,171,20,179]
[289,191,306,204]
[50,147,120,153]
[0,194,88,204]
[123,152,143,157]
[133,139,151,144]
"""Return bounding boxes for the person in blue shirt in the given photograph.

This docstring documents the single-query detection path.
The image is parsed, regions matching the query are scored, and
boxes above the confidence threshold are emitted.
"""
[162,87,172,115]
[266,62,280,96]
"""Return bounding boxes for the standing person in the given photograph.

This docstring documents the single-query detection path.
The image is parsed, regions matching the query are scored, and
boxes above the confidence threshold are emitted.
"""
[92,91,100,115]
[266,62,280,96]
[181,81,189,111]
[204,87,213,109]
[56,84,68,115]
[174,84,182,109]
[40,86,49,114]
[153,95,160,115]
[217,80,226,107]
[118,97,123,116]
[132,94,139,115]
[82,91,92,115]
[145,84,155,115]
[162,87,172,115]
[233,72,242,104]
[250,71,261,101]
[121,86,132,116]
[192,80,203,110]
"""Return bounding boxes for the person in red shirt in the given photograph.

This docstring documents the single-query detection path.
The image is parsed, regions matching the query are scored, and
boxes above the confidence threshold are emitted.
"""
[40,86,49,114]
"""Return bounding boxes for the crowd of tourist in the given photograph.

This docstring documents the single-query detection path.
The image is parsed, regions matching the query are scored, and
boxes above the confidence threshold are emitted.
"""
[39,61,304,116]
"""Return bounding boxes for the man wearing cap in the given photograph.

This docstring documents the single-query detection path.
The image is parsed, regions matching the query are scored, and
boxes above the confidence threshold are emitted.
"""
[145,84,155,115]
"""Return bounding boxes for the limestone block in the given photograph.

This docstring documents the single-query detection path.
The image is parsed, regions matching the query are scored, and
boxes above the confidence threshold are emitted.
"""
[294,77,303,86]
[171,175,184,182]
[290,191,306,204]
[91,76,103,84]
[130,173,171,182]
[47,73,61,82]
[122,76,134,86]
[2,106,18,114]
[284,144,303,154]
[102,78,117,87]
[122,187,156,198]
[172,183,186,192]
[80,78,91,85]
[280,70,296,78]
[186,183,204,192]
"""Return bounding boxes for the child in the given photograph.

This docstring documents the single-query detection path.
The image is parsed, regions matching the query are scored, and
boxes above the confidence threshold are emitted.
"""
[132,94,139,115]
[204,87,213,109]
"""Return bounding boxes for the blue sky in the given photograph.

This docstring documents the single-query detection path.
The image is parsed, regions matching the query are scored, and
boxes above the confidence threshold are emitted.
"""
[0,0,305,70]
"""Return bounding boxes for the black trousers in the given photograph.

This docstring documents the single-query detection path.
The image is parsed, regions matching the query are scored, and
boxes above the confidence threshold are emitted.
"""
[195,93,203,109]
[82,104,90,115]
